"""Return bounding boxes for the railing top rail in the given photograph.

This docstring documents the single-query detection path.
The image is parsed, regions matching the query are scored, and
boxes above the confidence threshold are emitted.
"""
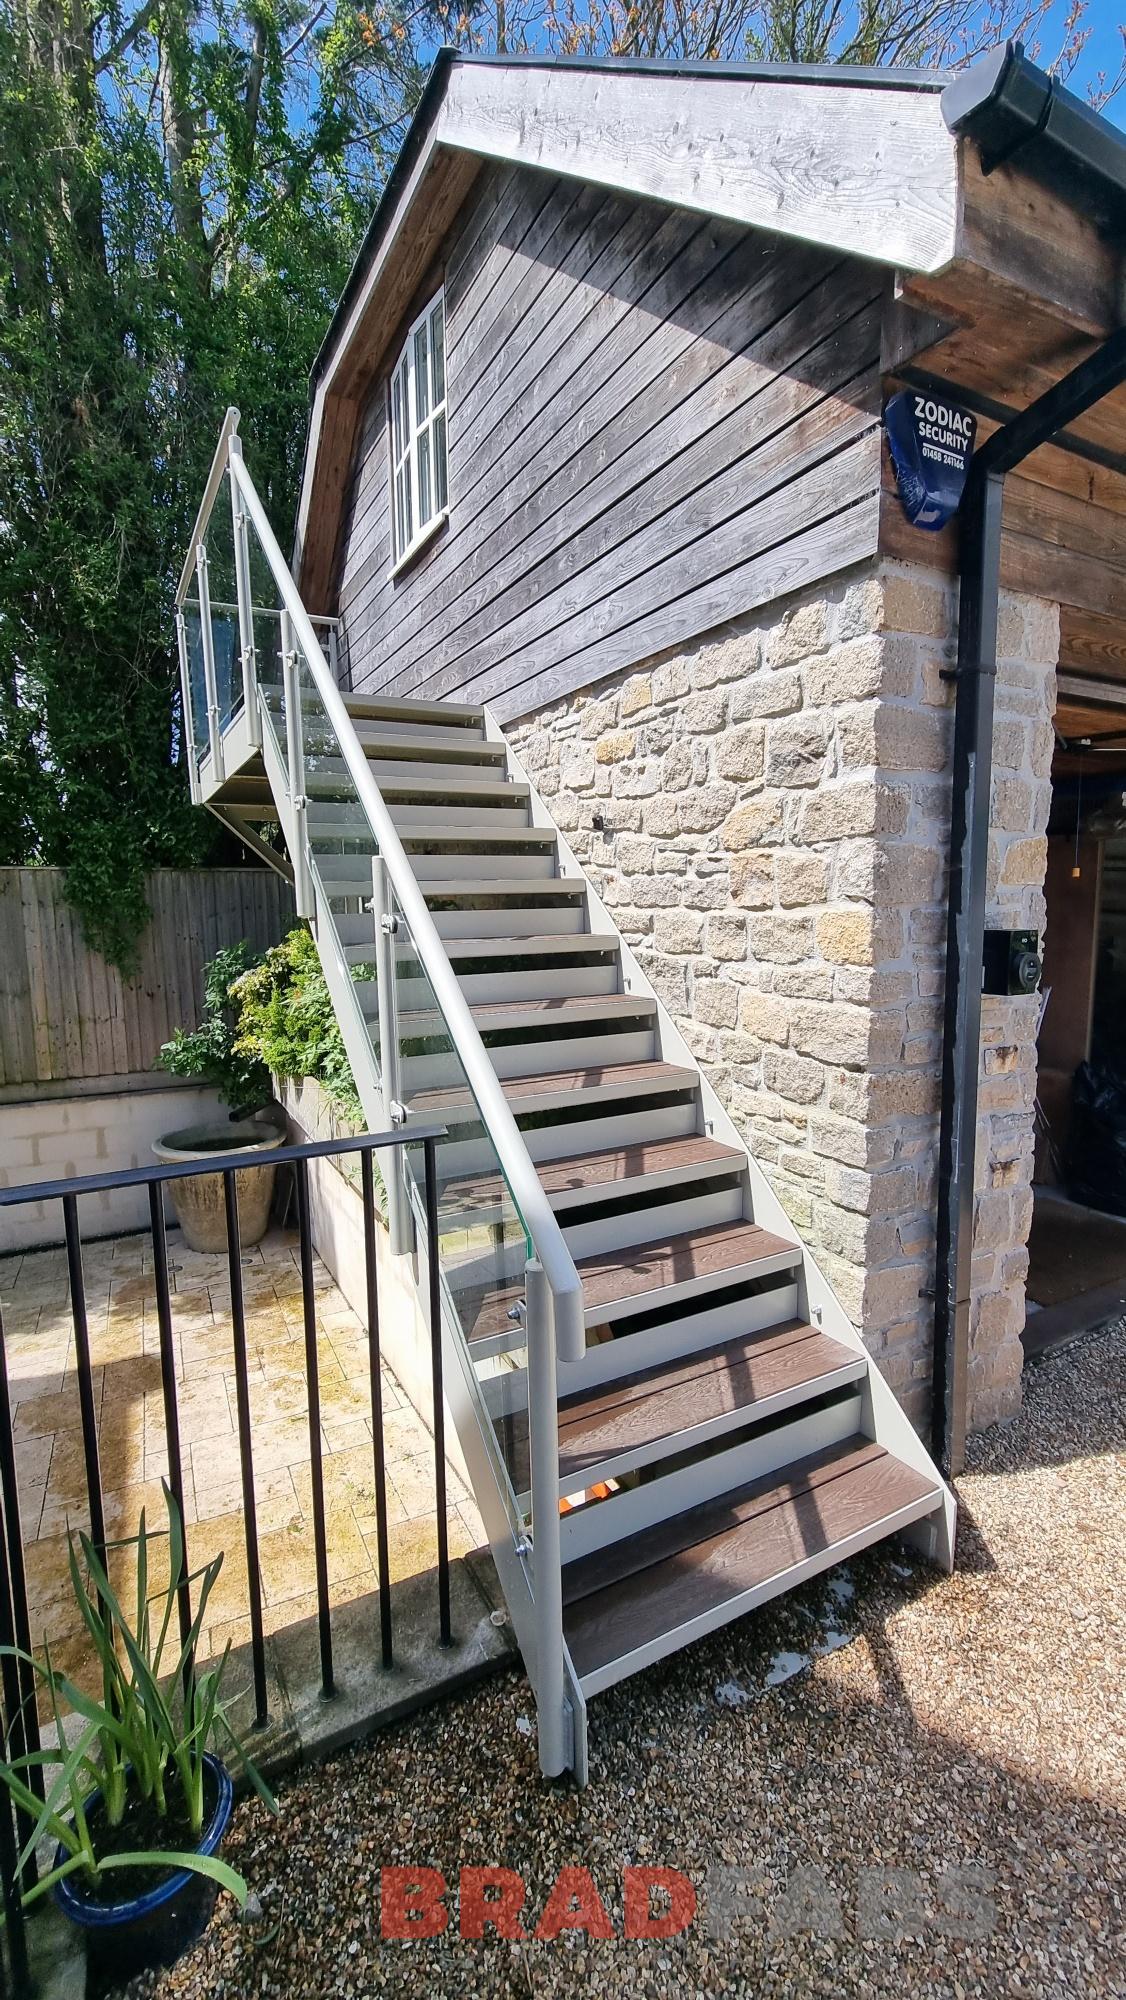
[0,1125,446,1208]
[226,445,587,1362]
[175,405,241,607]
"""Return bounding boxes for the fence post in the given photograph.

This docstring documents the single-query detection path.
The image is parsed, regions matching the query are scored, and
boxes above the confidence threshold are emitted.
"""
[195,542,225,782]
[370,856,410,1257]
[227,435,261,750]
[280,610,315,920]
[526,1259,569,1778]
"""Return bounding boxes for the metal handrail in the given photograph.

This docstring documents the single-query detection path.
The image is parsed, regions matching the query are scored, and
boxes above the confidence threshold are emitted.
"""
[225,446,587,1365]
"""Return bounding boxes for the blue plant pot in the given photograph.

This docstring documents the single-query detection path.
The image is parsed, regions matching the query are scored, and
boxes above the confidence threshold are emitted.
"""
[53,1754,234,1985]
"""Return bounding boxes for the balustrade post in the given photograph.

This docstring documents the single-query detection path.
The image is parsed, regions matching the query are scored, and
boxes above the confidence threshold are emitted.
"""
[195,543,225,781]
[370,856,411,1257]
[227,435,261,748]
[280,609,315,919]
[526,1259,570,1778]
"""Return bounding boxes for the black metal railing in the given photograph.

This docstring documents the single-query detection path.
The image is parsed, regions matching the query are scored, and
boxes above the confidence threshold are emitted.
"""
[0,1125,447,1994]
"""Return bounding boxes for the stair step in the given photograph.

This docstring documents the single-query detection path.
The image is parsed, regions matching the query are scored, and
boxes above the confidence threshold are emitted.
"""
[324,876,583,905]
[561,1439,943,1695]
[305,764,528,805]
[555,1324,866,1489]
[394,933,620,964]
[466,1218,801,1344]
[348,725,507,764]
[409,1059,698,1127]
[314,846,556,885]
[389,801,532,829]
[344,930,620,974]
[308,822,555,853]
[442,1135,744,1224]
[378,993,656,1039]
[343,693,485,729]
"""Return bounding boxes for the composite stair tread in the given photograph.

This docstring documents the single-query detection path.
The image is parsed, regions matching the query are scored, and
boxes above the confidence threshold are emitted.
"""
[466,1218,799,1342]
[308,767,529,801]
[555,1322,866,1482]
[349,727,506,759]
[441,1134,745,1215]
[342,694,485,726]
[309,824,557,849]
[400,933,620,961]
[409,1059,698,1117]
[323,875,583,901]
[346,931,621,965]
[368,825,557,847]
[396,993,656,1032]
[561,1439,942,1684]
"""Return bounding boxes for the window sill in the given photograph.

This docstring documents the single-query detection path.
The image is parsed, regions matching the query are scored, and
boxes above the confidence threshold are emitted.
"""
[390,510,448,582]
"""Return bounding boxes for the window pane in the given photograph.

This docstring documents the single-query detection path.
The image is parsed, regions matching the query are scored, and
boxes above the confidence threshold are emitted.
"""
[396,460,412,555]
[430,297,445,405]
[433,411,448,513]
[391,365,405,462]
[417,428,432,527]
[413,322,429,423]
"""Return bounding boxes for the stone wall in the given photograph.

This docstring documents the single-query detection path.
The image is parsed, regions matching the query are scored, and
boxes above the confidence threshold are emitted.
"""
[507,558,1058,1435]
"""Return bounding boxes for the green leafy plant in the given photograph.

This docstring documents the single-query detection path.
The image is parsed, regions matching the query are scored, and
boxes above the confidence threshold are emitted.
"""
[0,1485,276,1917]
[157,942,272,1117]
[230,926,362,1123]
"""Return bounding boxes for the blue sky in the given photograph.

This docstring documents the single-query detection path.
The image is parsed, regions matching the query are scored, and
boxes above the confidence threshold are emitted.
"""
[1034,0,1124,121]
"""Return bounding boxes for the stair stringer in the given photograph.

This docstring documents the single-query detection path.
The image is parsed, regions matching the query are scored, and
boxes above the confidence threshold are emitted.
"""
[488,710,956,1573]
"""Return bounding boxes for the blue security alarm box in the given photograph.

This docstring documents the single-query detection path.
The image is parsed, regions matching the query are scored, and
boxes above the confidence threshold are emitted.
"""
[885,390,976,531]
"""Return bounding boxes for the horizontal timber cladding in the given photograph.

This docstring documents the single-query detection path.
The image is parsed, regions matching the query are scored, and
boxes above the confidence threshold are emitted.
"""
[333,163,885,720]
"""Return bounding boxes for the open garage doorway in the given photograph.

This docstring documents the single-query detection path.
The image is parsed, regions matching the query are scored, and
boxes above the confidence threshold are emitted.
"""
[1029,667,1126,1349]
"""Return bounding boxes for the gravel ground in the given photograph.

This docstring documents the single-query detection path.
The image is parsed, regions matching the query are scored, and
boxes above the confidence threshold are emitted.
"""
[118,1324,1125,2000]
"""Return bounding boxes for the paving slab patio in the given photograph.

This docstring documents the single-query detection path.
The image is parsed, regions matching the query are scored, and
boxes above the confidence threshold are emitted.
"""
[0,1226,484,1708]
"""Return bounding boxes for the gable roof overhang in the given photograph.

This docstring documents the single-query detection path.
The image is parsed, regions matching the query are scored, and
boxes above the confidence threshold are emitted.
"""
[293,51,959,607]
[294,47,1126,614]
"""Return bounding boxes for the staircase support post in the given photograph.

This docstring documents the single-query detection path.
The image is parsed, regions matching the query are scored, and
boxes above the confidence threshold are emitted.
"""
[370,857,411,1258]
[280,610,316,920]
[526,1258,570,1779]
[227,435,261,750]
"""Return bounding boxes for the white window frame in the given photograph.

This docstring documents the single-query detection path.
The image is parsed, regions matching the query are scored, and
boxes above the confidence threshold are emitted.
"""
[388,288,448,575]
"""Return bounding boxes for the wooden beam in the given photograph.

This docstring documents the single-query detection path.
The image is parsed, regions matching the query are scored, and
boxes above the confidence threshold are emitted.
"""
[955,143,1124,340]
[1060,606,1126,683]
[442,63,958,274]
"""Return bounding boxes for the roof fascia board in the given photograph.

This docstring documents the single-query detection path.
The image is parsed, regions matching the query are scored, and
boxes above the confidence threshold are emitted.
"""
[441,60,959,276]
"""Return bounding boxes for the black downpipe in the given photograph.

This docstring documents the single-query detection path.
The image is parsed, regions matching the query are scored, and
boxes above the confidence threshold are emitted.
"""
[933,327,1126,1478]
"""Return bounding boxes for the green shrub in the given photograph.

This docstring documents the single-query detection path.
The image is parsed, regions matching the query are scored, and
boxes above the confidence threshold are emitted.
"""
[230,927,362,1122]
[156,943,272,1117]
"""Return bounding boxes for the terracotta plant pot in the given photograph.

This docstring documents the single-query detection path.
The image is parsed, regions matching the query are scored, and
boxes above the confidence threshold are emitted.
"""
[153,1111,286,1252]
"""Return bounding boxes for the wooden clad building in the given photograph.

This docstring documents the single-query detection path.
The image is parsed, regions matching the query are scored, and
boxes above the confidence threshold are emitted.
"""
[292,45,1126,1456]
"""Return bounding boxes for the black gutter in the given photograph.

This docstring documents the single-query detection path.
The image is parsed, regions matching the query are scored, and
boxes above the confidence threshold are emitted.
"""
[932,329,1126,1479]
[941,40,1126,232]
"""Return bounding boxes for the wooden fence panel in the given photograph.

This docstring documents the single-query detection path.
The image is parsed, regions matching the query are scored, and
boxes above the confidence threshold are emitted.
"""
[0,868,296,1088]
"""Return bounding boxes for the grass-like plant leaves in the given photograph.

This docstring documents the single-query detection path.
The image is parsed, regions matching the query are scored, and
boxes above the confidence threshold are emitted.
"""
[0,1483,276,1921]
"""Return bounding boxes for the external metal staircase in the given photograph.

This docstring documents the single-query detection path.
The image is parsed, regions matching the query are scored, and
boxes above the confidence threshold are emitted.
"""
[175,413,955,1782]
